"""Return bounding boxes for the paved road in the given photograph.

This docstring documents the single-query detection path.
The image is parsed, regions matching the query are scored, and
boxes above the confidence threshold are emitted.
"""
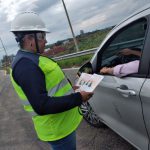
[0,69,136,150]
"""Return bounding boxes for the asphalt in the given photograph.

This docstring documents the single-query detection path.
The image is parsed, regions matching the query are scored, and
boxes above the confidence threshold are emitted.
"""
[0,70,136,150]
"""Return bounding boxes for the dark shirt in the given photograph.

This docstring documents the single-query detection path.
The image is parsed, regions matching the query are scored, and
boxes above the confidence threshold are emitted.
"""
[12,58,82,115]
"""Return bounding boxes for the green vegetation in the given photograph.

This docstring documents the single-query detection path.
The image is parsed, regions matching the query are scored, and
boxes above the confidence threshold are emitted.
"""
[55,27,114,68]
[78,29,111,51]
[57,54,93,68]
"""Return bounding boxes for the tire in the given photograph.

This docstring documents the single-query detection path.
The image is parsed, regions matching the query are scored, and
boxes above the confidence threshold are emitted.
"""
[80,102,106,128]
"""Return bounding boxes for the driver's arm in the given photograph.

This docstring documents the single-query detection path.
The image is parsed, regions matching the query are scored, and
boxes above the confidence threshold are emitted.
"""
[119,48,141,57]
[100,60,139,77]
[113,60,139,77]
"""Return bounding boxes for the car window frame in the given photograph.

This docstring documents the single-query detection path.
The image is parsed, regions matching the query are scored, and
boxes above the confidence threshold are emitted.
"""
[96,17,149,78]
[140,15,150,78]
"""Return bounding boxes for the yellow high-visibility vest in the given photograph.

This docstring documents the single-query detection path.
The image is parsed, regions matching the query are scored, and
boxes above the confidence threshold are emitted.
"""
[10,50,82,141]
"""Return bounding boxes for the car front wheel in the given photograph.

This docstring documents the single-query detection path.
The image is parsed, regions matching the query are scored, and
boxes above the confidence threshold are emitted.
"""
[80,102,106,128]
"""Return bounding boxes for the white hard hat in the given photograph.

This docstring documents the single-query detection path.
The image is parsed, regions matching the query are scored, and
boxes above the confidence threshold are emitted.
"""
[10,11,49,32]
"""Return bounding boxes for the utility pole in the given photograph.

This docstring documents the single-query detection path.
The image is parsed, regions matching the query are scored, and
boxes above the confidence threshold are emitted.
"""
[0,37,7,56]
[61,0,79,52]
[0,37,8,73]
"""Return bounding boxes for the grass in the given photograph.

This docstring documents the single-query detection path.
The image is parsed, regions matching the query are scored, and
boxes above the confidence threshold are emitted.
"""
[55,28,112,68]
[57,54,93,68]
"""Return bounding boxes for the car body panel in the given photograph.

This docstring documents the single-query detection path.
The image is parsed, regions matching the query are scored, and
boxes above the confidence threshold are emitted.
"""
[78,4,150,150]
[140,79,150,139]
[89,75,149,149]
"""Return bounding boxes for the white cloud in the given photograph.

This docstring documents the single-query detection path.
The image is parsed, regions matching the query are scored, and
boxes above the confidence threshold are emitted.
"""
[75,14,107,31]
[0,0,149,59]
[0,0,38,22]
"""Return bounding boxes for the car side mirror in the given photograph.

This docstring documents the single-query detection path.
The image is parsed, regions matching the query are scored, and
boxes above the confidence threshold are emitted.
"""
[77,62,93,76]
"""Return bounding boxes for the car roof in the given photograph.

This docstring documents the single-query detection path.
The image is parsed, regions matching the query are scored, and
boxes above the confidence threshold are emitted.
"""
[91,4,150,64]
[113,4,150,31]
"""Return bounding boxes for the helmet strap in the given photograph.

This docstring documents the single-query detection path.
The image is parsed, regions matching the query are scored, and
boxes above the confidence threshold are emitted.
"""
[34,33,40,54]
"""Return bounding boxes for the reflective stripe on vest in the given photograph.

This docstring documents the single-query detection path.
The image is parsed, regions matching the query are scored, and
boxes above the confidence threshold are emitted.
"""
[21,100,30,105]
[10,68,37,117]
[64,88,74,95]
[48,78,74,96]
[20,100,38,117]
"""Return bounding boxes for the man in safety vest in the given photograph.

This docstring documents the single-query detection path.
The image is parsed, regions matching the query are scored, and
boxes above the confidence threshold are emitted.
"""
[10,11,93,150]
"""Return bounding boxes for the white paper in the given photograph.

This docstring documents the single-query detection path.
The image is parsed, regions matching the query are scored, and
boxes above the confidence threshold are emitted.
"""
[76,73,104,92]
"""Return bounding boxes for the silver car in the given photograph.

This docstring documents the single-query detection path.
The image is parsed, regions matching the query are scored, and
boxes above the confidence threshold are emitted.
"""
[78,4,150,150]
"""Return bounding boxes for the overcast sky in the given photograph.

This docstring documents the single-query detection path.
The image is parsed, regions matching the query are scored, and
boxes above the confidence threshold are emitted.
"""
[0,0,149,59]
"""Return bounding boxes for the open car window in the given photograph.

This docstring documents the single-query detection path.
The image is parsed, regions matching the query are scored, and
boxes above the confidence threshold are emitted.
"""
[97,18,147,77]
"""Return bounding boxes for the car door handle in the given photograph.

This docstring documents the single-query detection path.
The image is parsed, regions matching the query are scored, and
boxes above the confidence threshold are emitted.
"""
[117,88,136,96]
[116,85,136,96]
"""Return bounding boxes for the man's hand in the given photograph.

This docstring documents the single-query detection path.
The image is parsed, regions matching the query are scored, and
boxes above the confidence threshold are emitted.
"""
[72,85,80,91]
[80,91,94,102]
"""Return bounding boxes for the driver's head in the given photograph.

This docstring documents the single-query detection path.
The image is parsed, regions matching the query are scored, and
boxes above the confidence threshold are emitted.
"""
[10,11,48,54]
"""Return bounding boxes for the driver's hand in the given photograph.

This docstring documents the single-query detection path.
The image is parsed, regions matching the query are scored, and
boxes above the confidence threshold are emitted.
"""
[118,48,134,56]
[100,67,113,75]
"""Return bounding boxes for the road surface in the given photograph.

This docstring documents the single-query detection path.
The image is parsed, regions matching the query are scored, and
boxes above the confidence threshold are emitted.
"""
[0,69,136,150]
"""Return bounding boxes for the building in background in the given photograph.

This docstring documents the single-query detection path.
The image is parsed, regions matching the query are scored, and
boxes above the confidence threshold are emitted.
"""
[80,30,84,35]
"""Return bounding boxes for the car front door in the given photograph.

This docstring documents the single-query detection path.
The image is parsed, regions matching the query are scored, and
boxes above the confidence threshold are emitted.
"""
[90,18,149,149]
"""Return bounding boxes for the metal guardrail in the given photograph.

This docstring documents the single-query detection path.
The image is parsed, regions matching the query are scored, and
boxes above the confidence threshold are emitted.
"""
[108,38,144,50]
[53,47,98,61]
[53,37,144,61]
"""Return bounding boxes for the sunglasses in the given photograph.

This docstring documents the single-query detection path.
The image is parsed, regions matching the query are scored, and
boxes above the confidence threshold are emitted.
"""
[36,32,46,40]
[27,32,46,40]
